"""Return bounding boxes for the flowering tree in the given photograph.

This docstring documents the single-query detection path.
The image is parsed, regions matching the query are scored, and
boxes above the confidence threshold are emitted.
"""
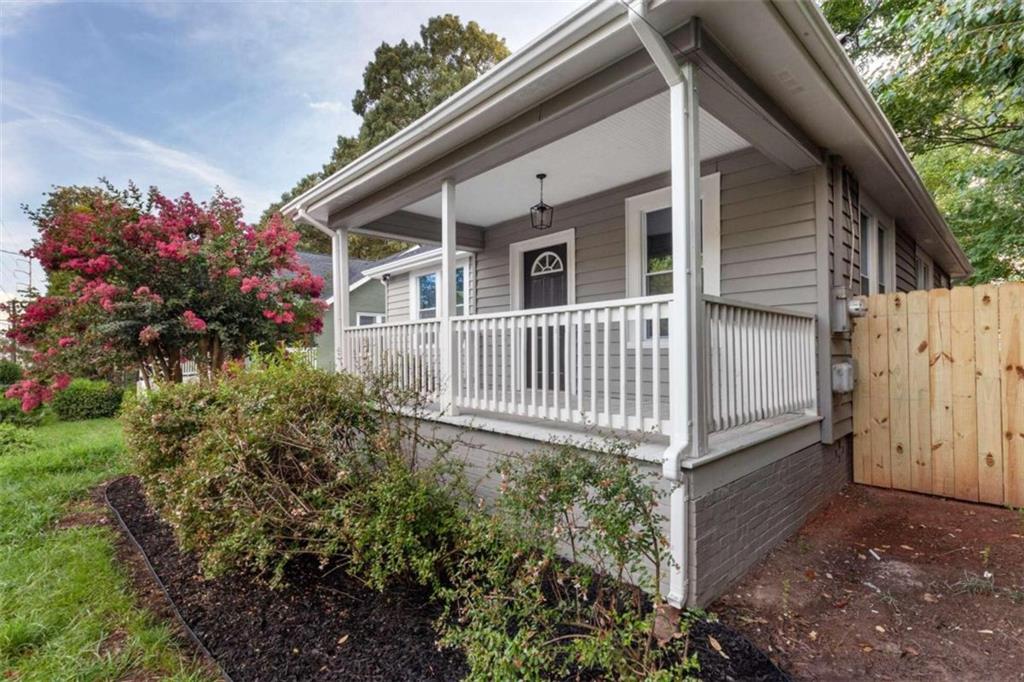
[6,183,325,409]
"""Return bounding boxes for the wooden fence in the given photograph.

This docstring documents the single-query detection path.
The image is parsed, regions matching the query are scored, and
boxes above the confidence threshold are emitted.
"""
[852,284,1024,506]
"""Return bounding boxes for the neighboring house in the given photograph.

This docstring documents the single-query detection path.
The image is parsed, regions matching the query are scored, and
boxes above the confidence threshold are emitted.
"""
[283,1,971,608]
[297,251,386,370]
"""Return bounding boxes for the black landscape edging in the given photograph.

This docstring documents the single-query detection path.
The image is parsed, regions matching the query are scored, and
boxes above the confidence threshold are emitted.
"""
[103,476,233,682]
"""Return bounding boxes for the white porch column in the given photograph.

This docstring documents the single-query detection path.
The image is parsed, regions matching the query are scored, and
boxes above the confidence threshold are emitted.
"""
[667,62,706,464]
[331,228,350,372]
[439,179,459,415]
[666,63,703,607]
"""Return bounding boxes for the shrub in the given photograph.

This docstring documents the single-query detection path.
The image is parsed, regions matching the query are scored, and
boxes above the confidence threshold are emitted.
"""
[0,423,34,456]
[437,442,698,681]
[135,354,465,586]
[0,397,44,427]
[123,380,221,478]
[0,360,22,386]
[50,379,123,421]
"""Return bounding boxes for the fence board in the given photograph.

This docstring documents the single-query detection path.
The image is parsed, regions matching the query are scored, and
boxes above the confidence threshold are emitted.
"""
[928,288,955,497]
[908,291,932,493]
[951,286,979,501]
[888,293,912,490]
[974,284,1003,505]
[999,283,1024,507]
[852,313,871,484]
[854,283,1024,506]
[869,294,892,487]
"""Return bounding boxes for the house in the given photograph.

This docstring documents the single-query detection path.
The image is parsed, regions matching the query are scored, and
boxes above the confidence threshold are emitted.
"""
[282,0,970,607]
[296,251,387,370]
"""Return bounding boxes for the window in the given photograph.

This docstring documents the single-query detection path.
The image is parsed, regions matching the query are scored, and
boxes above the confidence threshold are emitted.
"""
[915,247,934,290]
[860,211,871,295]
[876,224,888,294]
[415,266,465,319]
[530,251,564,276]
[858,203,894,295]
[356,313,384,326]
[625,174,721,299]
[644,207,673,295]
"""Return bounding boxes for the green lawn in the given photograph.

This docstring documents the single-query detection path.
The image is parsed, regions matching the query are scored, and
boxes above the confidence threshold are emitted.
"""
[0,418,212,681]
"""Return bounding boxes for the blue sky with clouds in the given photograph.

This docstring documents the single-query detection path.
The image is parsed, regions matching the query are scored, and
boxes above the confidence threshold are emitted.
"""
[0,0,583,293]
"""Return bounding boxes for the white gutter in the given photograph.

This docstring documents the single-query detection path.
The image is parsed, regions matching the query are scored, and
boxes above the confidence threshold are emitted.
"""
[281,0,625,220]
[361,248,471,279]
[627,0,694,609]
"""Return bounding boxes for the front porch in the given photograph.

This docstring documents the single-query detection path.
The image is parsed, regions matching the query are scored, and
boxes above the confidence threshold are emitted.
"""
[343,292,817,450]
[299,15,827,471]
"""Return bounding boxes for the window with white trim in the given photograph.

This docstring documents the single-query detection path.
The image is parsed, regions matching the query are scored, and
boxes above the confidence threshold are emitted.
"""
[858,205,895,295]
[530,251,564,277]
[414,266,465,319]
[356,312,385,326]
[915,246,934,291]
[625,174,721,300]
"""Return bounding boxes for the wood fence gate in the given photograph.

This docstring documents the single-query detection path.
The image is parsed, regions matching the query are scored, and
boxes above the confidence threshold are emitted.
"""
[852,284,1024,507]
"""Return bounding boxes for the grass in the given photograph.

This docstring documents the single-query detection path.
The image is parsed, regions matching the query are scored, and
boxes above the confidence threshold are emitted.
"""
[0,418,212,681]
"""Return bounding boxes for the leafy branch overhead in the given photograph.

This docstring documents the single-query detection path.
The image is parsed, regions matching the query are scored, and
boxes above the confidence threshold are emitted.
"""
[267,15,510,257]
[822,0,1023,283]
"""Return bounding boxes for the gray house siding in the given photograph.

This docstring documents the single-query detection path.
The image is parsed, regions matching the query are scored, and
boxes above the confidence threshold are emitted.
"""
[349,279,387,324]
[313,280,386,370]
[385,149,818,321]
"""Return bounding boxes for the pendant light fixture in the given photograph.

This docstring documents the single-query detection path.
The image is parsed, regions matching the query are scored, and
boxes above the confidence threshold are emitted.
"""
[530,173,553,230]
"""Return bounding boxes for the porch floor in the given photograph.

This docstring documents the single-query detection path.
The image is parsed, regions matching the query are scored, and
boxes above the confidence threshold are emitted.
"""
[416,404,819,465]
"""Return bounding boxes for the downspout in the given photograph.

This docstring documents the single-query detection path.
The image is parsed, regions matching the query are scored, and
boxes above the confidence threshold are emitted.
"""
[626,0,700,608]
[294,209,346,372]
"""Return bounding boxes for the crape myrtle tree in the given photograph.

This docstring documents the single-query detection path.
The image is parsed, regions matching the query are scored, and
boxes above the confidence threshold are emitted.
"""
[5,182,326,410]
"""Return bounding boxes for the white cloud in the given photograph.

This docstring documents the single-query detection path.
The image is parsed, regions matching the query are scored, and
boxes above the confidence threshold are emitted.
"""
[0,78,275,291]
[308,100,345,114]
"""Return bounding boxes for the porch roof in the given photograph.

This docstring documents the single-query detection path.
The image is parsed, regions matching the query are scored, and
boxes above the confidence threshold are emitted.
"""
[283,0,970,278]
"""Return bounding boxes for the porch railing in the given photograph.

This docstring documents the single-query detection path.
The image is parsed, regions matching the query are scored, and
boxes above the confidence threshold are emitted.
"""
[344,319,442,399]
[452,295,674,433]
[704,295,817,432]
[340,295,816,438]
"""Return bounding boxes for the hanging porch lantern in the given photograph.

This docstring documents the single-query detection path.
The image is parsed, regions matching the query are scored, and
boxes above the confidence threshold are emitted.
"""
[530,173,554,230]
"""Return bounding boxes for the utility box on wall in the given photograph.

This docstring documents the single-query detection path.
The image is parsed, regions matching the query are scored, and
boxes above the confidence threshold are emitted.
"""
[832,360,856,394]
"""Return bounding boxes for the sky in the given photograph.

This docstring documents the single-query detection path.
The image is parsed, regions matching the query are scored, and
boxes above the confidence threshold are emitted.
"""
[0,0,584,294]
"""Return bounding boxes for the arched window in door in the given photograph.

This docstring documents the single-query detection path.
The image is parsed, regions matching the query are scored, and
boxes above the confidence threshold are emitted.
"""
[529,250,564,277]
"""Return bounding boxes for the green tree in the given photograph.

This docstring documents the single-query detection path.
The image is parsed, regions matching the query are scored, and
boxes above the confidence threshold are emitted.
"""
[821,0,1024,282]
[268,15,510,258]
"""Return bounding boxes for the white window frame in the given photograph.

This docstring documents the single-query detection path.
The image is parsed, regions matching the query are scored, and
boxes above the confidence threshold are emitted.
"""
[858,195,896,296]
[915,245,935,291]
[625,173,721,298]
[355,312,385,326]
[509,228,576,311]
[410,256,473,320]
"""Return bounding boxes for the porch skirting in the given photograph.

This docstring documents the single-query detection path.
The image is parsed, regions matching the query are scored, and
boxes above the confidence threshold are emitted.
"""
[687,435,852,605]
[408,412,849,605]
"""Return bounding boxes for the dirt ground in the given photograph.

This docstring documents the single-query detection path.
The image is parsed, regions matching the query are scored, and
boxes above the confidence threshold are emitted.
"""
[712,484,1024,681]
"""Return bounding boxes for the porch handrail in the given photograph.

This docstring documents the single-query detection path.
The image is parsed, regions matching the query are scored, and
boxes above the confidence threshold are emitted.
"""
[452,294,675,322]
[702,294,816,320]
[703,296,817,433]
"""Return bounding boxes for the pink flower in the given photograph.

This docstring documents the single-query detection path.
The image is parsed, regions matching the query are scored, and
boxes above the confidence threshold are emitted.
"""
[53,374,72,391]
[226,266,242,278]
[58,337,76,348]
[182,310,207,332]
[139,326,160,344]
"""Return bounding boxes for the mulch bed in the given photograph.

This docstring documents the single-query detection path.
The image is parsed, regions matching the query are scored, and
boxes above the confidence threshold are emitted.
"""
[107,475,787,681]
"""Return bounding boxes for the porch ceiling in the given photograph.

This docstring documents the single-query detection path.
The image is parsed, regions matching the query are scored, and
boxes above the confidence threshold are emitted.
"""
[402,92,749,227]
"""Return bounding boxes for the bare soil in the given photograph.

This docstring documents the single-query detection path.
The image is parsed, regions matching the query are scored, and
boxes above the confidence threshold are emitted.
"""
[712,484,1024,681]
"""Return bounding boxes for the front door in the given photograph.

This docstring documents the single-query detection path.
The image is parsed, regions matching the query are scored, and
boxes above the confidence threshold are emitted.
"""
[523,244,568,390]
